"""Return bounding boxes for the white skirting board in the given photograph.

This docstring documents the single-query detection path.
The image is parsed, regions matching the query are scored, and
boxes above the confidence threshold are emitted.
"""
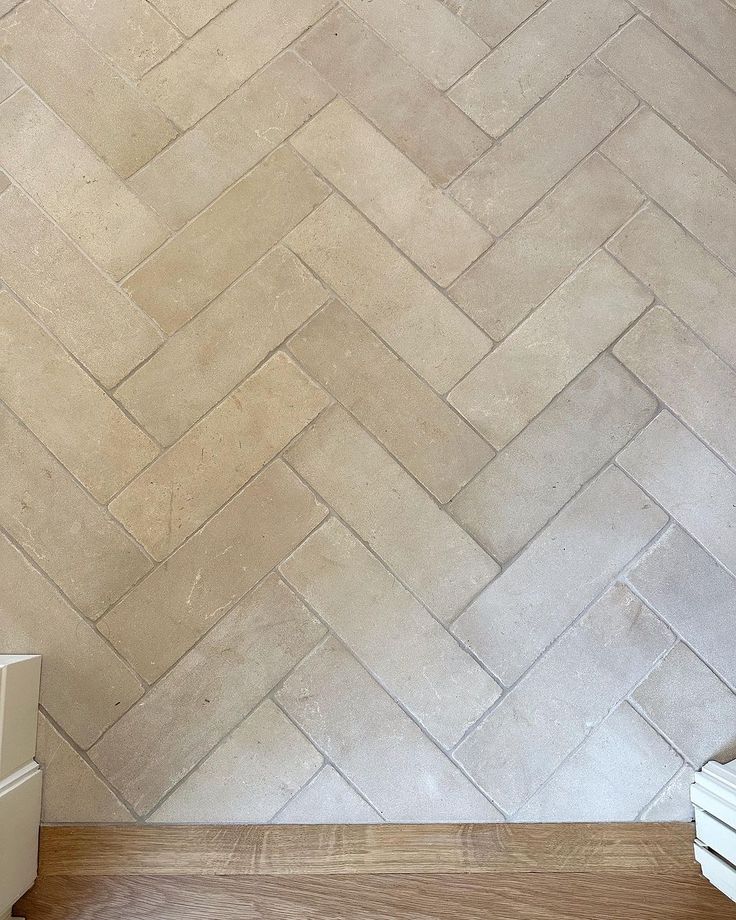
[0,655,42,920]
[692,759,736,905]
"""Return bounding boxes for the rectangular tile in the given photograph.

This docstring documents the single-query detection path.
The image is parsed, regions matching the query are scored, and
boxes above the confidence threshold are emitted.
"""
[296,6,490,185]
[0,532,143,750]
[0,406,152,619]
[513,704,681,821]
[289,300,494,502]
[276,637,502,822]
[0,90,168,279]
[442,0,546,47]
[130,53,334,230]
[603,108,736,272]
[291,99,492,286]
[110,353,329,560]
[448,355,656,561]
[448,251,652,447]
[614,306,736,469]
[451,61,637,234]
[285,196,491,394]
[633,643,736,765]
[448,0,633,136]
[452,467,668,684]
[0,187,163,389]
[285,406,500,623]
[0,58,20,101]
[91,576,325,815]
[617,411,736,577]
[149,0,231,35]
[273,765,383,824]
[599,17,736,176]
[0,293,159,503]
[124,146,328,333]
[606,203,736,368]
[640,766,695,822]
[628,525,736,689]
[448,154,643,339]
[455,585,673,813]
[98,461,326,683]
[0,0,176,177]
[116,247,328,445]
[281,518,501,748]
[140,0,332,128]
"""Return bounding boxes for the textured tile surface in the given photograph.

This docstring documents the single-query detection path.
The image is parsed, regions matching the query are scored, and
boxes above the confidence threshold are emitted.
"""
[3,0,734,825]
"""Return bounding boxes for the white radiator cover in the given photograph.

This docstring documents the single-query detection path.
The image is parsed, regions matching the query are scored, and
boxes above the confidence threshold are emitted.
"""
[693,759,736,905]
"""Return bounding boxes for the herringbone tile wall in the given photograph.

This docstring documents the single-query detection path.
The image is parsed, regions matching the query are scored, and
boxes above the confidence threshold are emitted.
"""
[1,0,735,825]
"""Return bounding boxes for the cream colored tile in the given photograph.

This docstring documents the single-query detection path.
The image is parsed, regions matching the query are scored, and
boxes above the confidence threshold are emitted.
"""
[111,353,329,559]
[286,406,499,622]
[91,575,325,815]
[0,90,168,279]
[291,99,492,286]
[124,146,328,333]
[99,462,326,683]
[444,0,546,47]
[0,187,163,388]
[273,766,382,824]
[0,292,159,503]
[640,766,695,822]
[0,59,20,101]
[289,300,493,503]
[149,0,232,36]
[1,532,143,749]
[116,247,328,445]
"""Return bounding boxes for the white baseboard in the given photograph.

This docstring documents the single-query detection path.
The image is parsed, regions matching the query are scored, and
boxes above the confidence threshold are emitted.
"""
[693,759,736,905]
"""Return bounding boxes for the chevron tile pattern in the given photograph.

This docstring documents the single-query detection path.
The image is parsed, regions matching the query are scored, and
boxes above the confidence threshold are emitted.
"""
[1,0,735,825]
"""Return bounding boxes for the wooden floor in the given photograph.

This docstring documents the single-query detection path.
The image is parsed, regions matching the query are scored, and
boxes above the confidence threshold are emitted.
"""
[17,824,736,919]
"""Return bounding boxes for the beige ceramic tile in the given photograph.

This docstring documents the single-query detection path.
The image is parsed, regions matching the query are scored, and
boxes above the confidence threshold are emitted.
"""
[442,0,546,47]
[99,461,326,683]
[124,146,328,333]
[110,353,329,559]
[91,575,325,815]
[0,59,20,101]
[289,300,493,502]
[640,766,695,822]
[0,292,159,503]
[286,406,499,623]
[291,98,492,286]
[149,0,232,36]
[273,765,382,824]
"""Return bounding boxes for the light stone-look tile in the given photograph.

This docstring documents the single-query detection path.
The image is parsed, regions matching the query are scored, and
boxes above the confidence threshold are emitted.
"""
[614,307,736,469]
[448,0,633,136]
[0,0,176,177]
[451,62,637,234]
[640,766,695,822]
[150,701,322,823]
[442,0,546,47]
[0,59,20,101]
[140,0,332,129]
[607,203,736,369]
[633,643,736,765]
[110,353,329,560]
[0,187,163,389]
[0,293,159,503]
[149,0,231,36]
[116,247,328,445]
[36,713,134,824]
[0,90,168,279]
[514,704,682,822]
[92,576,325,815]
[628,526,736,689]
[448,252,652,448]
[454,585,674,812]
[51,0,180,80]
[291,99,492,287]
[453,468,668,684]
[618,412,736,577]
[277,637,503,822]
[343,0,489,89]
[296,7,490,186]
[124,146,328,334]
[285,197,491,394]
[0,532,143,750]
[273,765,383,824]
[286,406,499,623]
[603,108,736,273]
[289,300,494,503]
[0,407,152,620]
[99,462,326,683]
[599,17,736,177]
[448,154,643,339]
[448,356,657,561]
[130,54,334,230]
[281,518,501,748]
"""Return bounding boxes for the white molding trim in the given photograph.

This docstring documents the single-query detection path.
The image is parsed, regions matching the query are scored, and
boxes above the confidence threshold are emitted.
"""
[692,759,736,905]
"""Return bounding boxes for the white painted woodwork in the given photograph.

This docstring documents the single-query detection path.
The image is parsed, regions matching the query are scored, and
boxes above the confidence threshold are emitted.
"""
[693,759,736,905]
